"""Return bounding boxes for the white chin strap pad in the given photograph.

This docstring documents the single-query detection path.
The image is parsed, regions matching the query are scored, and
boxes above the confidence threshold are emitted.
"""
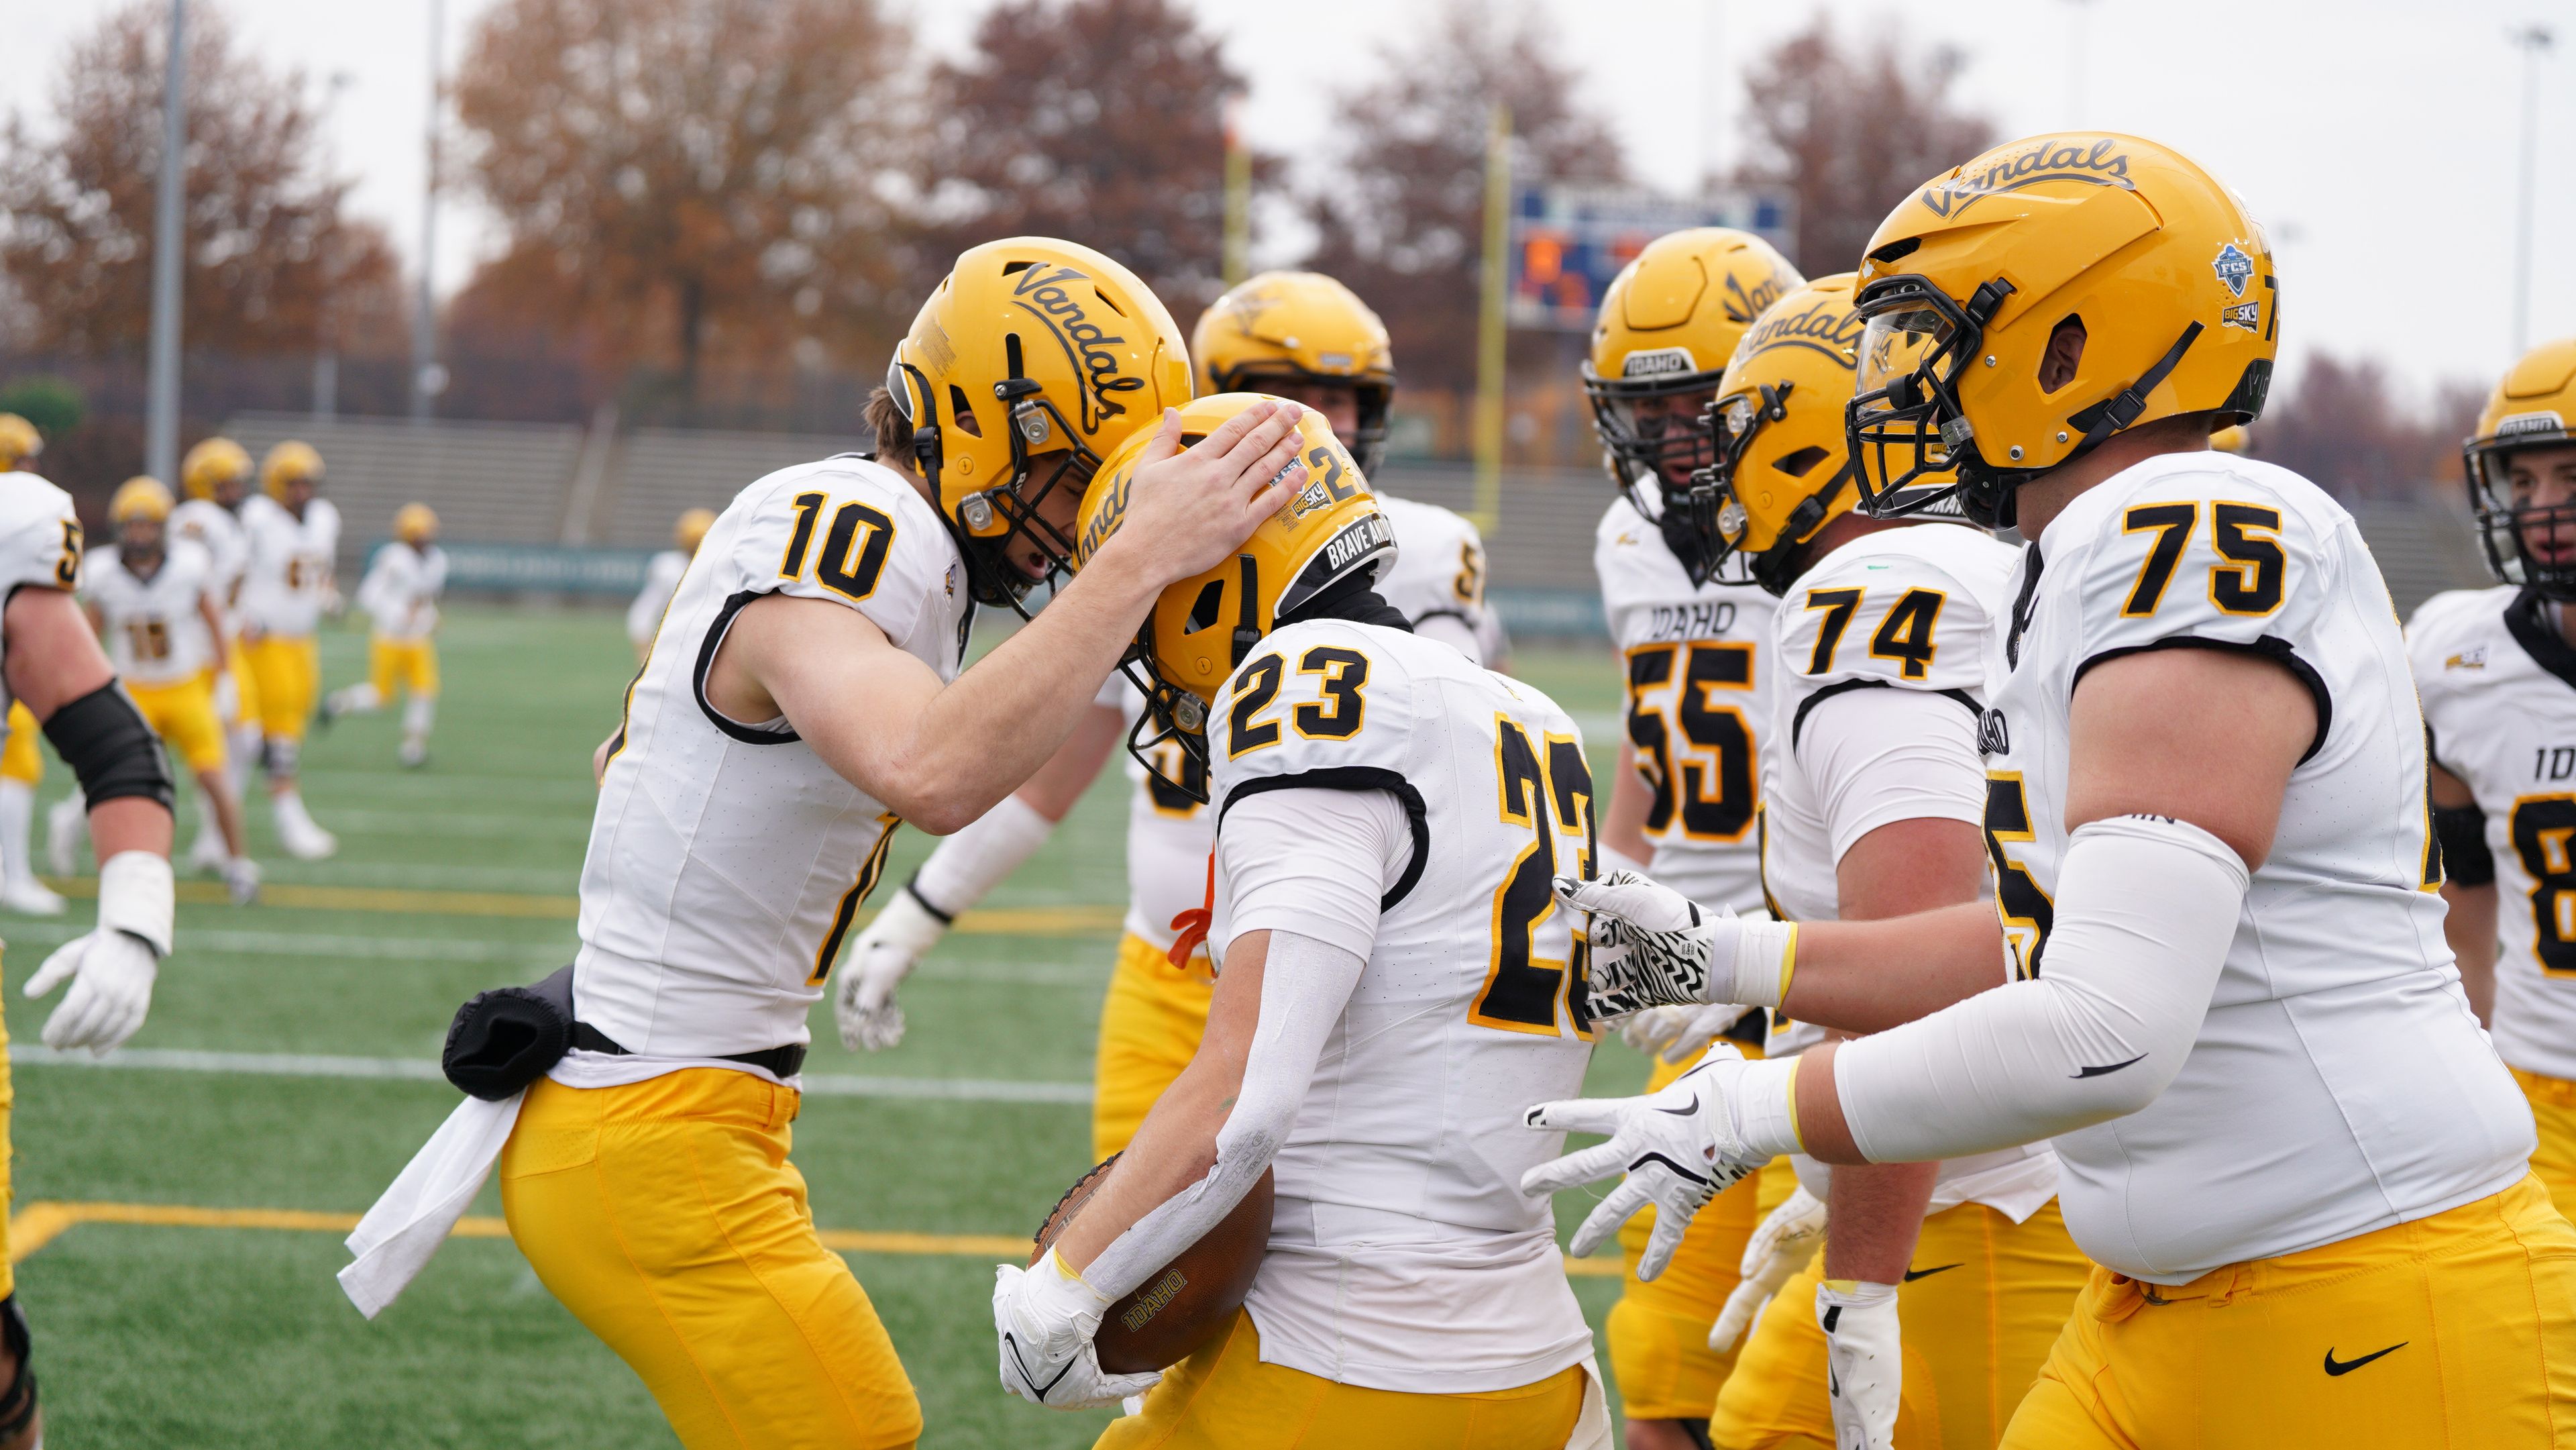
[1834,814,2247,1165]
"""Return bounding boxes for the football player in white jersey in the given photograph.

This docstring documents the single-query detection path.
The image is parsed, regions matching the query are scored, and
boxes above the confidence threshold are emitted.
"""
[350,238,1309,1450]
[322,502,449,766]
[1580,225,1802,1447]
[1676,274,2087,1449]
[235,441,341,858]
[72,479,256,902]
[0,435,186,1450]
[0,416,64,916]
[994,392,1608,1447]
[169,436,261,872]
[2414,335,2576,1227]
[835,268,1505,1166]
[1527,135,2571,1448]
[625,507,714,661]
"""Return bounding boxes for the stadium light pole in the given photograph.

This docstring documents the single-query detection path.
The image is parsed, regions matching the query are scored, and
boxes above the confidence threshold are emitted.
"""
[2510,23,2555,358]
[145,0,189,485]
[411,0,445,423]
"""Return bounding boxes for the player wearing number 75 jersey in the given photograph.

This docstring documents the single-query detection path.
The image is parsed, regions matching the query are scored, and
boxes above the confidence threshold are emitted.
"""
[1525,134,2571,1449]
[995,391,1613,1447]
[2413,335,2576,1227]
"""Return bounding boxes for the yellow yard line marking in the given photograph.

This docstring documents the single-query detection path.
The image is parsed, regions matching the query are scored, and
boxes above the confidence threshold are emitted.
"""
[6,1199,1623,1276]
[37,877,1122,933]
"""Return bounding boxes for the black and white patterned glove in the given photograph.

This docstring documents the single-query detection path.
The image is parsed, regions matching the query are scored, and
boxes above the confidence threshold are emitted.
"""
[1558,871,1792,1019]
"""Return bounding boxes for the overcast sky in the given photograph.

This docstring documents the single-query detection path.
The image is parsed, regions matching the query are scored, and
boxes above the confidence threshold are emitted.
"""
[4,0,2567,405]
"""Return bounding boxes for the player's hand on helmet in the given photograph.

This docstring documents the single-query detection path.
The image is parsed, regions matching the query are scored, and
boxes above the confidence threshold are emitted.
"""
[1620,1001,1754,1064]
[1817,1279,1902,1450]
[1110,401,1309,587]
[27,929,156,1055]
[1709,1184,1827,1351]
[993,1251,1164,1410]
[835,888,948,1052]
[1556,872,1789,1019]
[1520,1045,1768,1280]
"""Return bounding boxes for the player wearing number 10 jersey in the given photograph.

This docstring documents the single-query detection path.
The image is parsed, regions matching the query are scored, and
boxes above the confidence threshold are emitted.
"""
[2414,335,2576,1227]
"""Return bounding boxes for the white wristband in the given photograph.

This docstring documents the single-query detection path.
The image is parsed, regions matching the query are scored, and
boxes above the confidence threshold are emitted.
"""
[1725,1052,1805,1159]
[1728,918,1799,1009]
[912,792,1055,919]
[97,850,175,957]
[1597,843,1650,880]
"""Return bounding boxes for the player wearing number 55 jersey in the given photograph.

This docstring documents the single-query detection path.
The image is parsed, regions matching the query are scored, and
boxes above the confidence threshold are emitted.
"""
[996,392,1609,1447]
[1529,136,2569,1449]
[2414,335,2576,1226]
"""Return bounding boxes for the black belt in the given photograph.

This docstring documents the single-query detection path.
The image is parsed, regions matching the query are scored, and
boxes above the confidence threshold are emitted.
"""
[570,1022,808,1081]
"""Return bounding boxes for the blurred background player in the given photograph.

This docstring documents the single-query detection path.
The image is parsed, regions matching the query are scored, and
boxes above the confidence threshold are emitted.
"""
[170,437,260,873]
[2414,335,2576,1225]
[996,393,1606,1443]
[1578,225,1803,1450]
[835,269,1507,1172]
[56,478,258,904]
[323,503,448,767]
[1684,274,2084,1450]
[0,415,63,916]
[236,440,339,858]
[0,421,186,1450]
[626,507,715,662]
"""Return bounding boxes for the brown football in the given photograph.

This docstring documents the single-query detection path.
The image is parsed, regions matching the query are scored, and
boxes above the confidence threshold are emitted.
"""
[1031,1153,1275,1375]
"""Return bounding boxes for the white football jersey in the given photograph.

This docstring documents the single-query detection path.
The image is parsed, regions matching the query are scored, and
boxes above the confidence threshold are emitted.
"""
[236,493,341,637]
[1764,523,2055,1217]
[627,549,691,650]
[576,458,969,1059]
[356,543,447,640]
[1205,617,1597,1393]
[85,541,216,686]
[1596,495,1778,911]
[1373,493,1497,667]
[169,498,248,609]
[0,473,87,715]
[1988,452,2530,1281]
[2410,584,2576,1083]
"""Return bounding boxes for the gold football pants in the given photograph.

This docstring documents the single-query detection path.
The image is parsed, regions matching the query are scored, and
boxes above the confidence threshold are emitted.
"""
[369,636,439,699]
[1711,1196,2090,1449]
[2513,1066,2576,1227]
[1606,1048,1794,1423]
[127,675,228,774]
[1095,1309,1587,1450]
[500,1070,920,1450]
[240,635,318,743]
[1091,931,1214,1163]
[0,703,38,787]
[2002,1174,2576,1449]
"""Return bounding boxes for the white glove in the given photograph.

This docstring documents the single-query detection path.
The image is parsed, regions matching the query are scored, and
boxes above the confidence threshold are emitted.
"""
[1817,1279,1902,1450]
[993,1249,1164,1410]
[835,886,948,1052]
[27,850,172,1056]
[1709,1184,1827,1351]
[1521,1044,1784,1280]
[1555,872,1795,1018]
[1621,1001,1756,1064]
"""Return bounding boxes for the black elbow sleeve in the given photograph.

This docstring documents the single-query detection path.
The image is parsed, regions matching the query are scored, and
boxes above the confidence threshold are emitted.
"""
[2434,802,2494,888]
[40,683,174,811]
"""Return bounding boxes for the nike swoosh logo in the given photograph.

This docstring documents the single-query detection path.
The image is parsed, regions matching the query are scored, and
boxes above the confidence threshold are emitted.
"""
[2324,1343,2406,1376]
[1653,1093,1700,1117]
[1902,1263,1964,1282]
[2072,1053,2148,1078]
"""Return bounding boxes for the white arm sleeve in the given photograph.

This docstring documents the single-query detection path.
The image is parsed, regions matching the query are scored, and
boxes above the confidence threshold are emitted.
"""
[908,792,1057,919]
[1410,611,1484,667]
[1083,929,1366,1299]
[1799,686,1986,862]
[1827,814,2247,1163]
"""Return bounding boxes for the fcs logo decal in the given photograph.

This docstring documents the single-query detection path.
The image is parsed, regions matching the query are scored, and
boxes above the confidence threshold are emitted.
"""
[2212,243,2255,298]
[1010,265,1148,432]
[1739,297,1867,366]
[1721,268,1791,325]
[1918,137,2135,219]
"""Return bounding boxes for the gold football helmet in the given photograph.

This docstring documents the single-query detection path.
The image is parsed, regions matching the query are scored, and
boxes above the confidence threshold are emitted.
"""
[262,440,325,499]
[183,437,254,501]
[0,415,40,472]
[2465,337,2576,600]
[1071,393,1393,802]
[1193,271,1397,473]
[1583,228,1803,546]
[110,476,174,526]
[1845,133,2277,528]
[675,507,716,554]
[394,502,439,546]
[885,238,1191,607]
